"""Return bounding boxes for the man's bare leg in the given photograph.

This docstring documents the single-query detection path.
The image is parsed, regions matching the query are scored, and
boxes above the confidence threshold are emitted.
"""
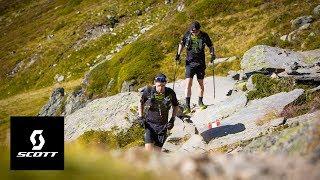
[185,78,193,98]
[145,143,154,152]
[184,78,193,113]
[197,79,204,98]
[197,79,207,109]
[154,146,162,152]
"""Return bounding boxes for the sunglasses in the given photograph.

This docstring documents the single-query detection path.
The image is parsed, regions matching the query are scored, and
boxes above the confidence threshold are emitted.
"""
[155,76,167,83]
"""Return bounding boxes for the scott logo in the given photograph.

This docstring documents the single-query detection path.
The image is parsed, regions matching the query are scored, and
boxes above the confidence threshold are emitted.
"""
[30,130,45,150]
[11,116,64,170]
[16,130,58,158]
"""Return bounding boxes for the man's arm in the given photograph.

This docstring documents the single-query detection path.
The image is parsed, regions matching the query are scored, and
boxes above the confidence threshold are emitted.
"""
[171,105,178,118]
[177,43,184,56]
[138,102,144,117]
[209,46,215,56]
[138,89,148,117]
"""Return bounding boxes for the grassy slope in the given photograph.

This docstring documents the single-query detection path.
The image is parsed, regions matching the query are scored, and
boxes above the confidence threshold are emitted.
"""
[86,0,320,97]
[0,0,169,99]
[0,0,319,99]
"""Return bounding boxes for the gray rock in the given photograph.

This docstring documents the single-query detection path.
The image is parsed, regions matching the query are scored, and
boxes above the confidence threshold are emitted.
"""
[65,92,140,141]
[287,30,299,42]
[166,76,237,106]
[278,61,320,82]
[291,16,313,29]
[177,3,185,12]
[241,45,320,72]
[207,89,304,149]
[54,74,64,82]
[62,87,89,116]
[135,10,142,16]
[9,61,24,76]
[298,23,311,30]
[309,85,320,93]
[74,24,111,50]
[162,117,196,153]
[246,75,255,91]
[177,135,206,154]
[164,0,173,4]
[192,91,247,133]
[121,148,320,180]
[314,5,320,15]
[47,34,54,40]
[38,87,65,116]
[280,34,288,41]
[214,56,237,64]
[309,32,316,37]
[227,70,240,80]
[121,79,137,92]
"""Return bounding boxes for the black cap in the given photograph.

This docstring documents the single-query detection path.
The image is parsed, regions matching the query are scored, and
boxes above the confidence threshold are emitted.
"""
[154,73,167,83]
[190,21,201,30]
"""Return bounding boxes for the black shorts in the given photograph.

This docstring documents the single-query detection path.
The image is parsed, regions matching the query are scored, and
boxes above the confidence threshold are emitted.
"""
[144,123,167,147]
[185,65,205,79]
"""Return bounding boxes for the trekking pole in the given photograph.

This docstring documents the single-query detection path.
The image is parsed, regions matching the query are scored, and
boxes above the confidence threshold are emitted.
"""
[173,58,178,91]
[212,61,216,99]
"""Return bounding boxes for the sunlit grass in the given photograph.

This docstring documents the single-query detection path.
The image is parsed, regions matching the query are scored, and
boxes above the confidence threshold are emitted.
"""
[0,144,156,180]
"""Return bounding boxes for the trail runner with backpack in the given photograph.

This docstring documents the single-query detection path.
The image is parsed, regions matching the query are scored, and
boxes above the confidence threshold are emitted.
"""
[138,73,179,152]
[175,21,216,114]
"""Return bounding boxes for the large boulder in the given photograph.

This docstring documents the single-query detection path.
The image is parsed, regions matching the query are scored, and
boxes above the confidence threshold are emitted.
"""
[62,87,89,116]
[177,134,206,154]
[207,89,304,149]
[64,92,140,141]
[162,117,197,153]
[38,87,65,116]
[121,79,137,92]
[241,45,320,72]
[166,76,237,105]
[191,91,247,133]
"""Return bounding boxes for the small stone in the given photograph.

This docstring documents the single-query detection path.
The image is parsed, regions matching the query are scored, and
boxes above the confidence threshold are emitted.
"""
[135,10,142,16]
[298,23,310,30]
[313,5,320,15]
[54,74,64,83]
[270,73,279,79]
[165,0,173,4]
[280,35,288,41]
[309,32,315,37]
[177,4,185,12]
[291,16,313,29]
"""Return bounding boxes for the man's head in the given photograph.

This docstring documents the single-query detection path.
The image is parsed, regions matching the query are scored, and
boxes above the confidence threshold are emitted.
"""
[190,21,201,35]
[154,73,167,93]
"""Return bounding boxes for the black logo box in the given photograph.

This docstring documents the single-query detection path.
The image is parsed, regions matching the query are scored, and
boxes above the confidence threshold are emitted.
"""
[10,116,64,170]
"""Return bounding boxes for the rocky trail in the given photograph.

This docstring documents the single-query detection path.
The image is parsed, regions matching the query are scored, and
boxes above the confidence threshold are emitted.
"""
[38,45,320,179]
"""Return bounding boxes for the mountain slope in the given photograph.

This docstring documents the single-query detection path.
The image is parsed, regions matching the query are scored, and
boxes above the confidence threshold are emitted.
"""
[0,0,319,100]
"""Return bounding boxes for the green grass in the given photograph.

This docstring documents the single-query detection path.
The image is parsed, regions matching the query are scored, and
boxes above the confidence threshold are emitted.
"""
[1,0,320,146]
[0,145,156,180]
[247,74,318,100]
[76,123,145,149]
[1,0,319,100]
[247,74,296,100]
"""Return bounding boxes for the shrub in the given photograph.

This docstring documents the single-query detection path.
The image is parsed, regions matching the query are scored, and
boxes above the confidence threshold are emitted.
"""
[247,74,296,100]
[77,123,144,149]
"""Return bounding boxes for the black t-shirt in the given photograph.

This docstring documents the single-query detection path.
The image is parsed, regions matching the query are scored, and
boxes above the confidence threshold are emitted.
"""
[181,31,213,68]
[140,86,179,125]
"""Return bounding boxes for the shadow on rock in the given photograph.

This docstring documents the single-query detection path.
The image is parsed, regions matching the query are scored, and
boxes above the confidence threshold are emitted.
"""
[201,123,246,143]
